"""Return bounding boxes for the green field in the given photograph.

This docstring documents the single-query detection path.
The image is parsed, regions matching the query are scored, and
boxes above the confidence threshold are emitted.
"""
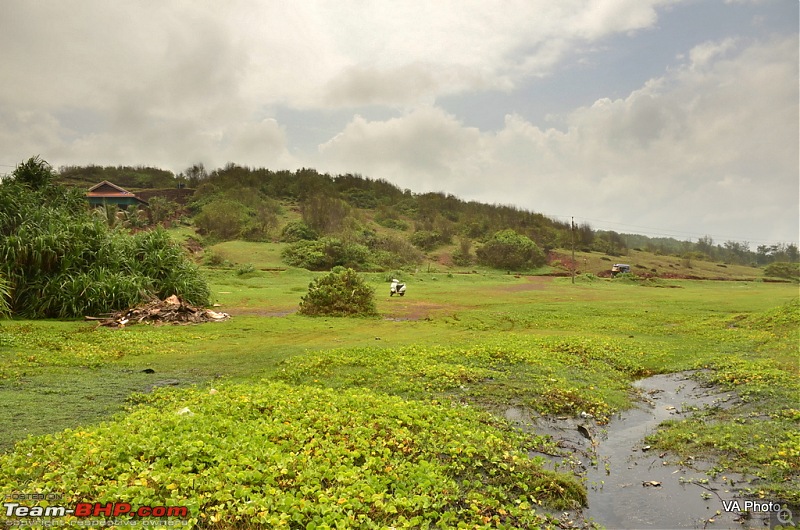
[0,261,797,528]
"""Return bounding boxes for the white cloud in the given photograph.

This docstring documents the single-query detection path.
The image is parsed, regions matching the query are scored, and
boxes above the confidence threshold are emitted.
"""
[0,1,796,243]
[316,35,798,243]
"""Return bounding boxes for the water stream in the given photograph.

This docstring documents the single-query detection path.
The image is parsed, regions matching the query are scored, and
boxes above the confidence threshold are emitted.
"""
[506,372,789,529]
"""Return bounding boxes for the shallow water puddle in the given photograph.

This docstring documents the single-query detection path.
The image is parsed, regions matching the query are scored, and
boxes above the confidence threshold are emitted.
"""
[508,372,783,529]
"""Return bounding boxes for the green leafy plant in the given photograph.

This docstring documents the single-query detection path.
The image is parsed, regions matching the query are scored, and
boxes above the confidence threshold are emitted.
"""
[298,268,377,317]
[0,382,584,527]
[281,237,372,271]
[0,274,10,317]
[476,229,545,270]
[11,155,54,190]
[764,262,800,281]
[0,161,210,317]
[280,220,318,243]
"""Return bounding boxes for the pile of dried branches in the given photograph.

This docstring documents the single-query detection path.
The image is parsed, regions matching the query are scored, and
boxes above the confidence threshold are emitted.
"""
[87,295,230,327]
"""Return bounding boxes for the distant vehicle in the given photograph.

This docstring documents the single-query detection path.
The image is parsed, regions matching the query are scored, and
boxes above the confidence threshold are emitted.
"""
[390,279,406,297]
[611,264,631,277]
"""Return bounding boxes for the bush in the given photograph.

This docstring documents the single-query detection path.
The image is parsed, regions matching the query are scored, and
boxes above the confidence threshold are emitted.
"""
[0,162,210,317]
[194,199,248,241]
[280,220,318,243]
[12,155,54,190]
[476,229,546,270]
[452,237,474,266]
[298,268,377,317]
[236,263,256,276]
[410,230,448,251]
[146,196,177,225]
[281,238,372,271]
[764,262,800,281]
[370,234,424,269]
[0,274,9,317]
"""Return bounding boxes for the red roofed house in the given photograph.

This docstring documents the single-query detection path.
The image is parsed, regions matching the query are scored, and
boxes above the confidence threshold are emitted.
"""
[86,181,149,208]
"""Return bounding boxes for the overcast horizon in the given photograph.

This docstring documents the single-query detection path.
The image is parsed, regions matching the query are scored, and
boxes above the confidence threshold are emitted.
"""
[1,1,797,247]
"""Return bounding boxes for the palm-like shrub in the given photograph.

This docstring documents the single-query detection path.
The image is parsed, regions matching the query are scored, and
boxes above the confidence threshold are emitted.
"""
[0,161,209,318]
[0,274,10,317]
[298,268,377,317]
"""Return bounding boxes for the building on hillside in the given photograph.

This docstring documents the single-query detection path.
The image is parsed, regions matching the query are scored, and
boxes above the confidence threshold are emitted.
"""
[86,181,149,208]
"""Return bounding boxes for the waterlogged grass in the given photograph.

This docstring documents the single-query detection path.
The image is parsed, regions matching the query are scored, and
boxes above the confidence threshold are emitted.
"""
[0,382,584,528]
[646,299,800,504]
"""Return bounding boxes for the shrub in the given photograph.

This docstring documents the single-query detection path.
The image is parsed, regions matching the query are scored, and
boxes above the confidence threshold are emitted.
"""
[281,238,372,271]
[452,237,474,266]
[194,199,248,241]
[0,274,9,317]
[146,196,177,225]
[370,234,424,268]
[236,263,256,276]
[476,229,546,270]
[298,268,377,317]
[764,262,800,281]
[410,230,448,251]
[0,162,210,317]
[280,220,318,243]
[11,155,54,190]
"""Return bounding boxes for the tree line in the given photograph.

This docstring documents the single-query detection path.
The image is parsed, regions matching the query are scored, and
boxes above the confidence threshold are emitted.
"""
[55,161,798,268]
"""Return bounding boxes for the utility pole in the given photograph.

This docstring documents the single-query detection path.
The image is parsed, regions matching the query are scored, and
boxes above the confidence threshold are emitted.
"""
[571,216,576,284]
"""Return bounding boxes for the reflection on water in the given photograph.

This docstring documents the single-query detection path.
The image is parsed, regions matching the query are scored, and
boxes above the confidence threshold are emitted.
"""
[507,372,787,529]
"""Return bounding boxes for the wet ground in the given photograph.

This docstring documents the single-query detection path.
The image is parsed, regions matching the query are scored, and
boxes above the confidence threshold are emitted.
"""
[506,372,792,529]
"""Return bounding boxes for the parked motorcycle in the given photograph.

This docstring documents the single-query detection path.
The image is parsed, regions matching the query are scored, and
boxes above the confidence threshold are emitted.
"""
[389,279,406,297]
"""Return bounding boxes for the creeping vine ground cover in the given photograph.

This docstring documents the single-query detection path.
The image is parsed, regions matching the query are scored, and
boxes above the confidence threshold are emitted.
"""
[0,273,796,527]
[276,336,651,423]
[0,324,187,381]
[646,299,800,504]
[0,382,583,528]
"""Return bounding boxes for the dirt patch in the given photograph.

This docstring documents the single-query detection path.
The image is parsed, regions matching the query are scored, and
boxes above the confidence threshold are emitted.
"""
[226,308,296,317]
[383,301,450,321]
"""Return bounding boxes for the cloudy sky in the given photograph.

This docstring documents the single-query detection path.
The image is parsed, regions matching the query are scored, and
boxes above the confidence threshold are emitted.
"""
[1,0,797,246]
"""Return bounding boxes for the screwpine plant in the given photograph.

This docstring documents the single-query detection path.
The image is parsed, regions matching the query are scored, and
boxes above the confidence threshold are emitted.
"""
[0,382,585,528]
[0,274,9,317]
[0,160,209,317]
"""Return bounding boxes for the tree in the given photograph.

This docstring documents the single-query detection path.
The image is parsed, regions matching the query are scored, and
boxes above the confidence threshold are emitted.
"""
[182,163,208,187]
[194,199,248,240]
[476,229,546,270]
[298,268,377,317]
[147,196,177,225]
[301,195,351,234]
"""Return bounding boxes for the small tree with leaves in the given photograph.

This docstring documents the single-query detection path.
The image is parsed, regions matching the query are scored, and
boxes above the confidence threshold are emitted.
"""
[476,229,545,270]
[298,268,377,317]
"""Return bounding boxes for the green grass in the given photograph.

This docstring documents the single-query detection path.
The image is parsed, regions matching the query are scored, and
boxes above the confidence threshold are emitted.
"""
[0,267,797,526]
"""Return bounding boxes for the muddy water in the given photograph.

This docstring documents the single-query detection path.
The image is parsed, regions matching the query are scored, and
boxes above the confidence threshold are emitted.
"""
[506,372,782,529]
